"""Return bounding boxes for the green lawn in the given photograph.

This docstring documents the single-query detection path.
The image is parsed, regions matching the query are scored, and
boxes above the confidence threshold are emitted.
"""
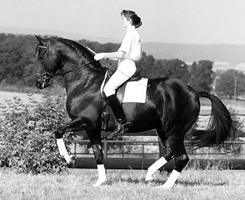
[0,168,245,200]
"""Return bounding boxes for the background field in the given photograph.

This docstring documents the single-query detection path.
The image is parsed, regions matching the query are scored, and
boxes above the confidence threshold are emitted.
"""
[0,91,43,106]
[2,90,245,113]
[0,91,43,116]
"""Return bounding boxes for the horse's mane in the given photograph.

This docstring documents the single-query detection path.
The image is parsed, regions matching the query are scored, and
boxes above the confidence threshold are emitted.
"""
[53,37,104,71]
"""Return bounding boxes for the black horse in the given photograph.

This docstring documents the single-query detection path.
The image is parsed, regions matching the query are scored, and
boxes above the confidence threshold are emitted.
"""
[35,35,234,188]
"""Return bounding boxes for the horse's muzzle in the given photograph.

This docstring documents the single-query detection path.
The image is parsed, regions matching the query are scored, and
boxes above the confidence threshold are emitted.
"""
[35,73,51,89]
[36,80,50,89]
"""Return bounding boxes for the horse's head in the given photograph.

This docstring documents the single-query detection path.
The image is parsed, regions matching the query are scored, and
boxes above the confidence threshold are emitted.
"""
[35,35,63,89]
[35,35,105,89]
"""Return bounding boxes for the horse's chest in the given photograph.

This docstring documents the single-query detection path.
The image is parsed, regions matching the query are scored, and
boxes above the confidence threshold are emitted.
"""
[66,96,101,118]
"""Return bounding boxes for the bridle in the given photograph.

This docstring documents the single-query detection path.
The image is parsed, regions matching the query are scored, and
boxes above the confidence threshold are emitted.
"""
[35,45,99,88]
[35,60,99,77]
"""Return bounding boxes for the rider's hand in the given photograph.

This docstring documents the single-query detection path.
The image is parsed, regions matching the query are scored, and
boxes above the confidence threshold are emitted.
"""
[94,53,105,61]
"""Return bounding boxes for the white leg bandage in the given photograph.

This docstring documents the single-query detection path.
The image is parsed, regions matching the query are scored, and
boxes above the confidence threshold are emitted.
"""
[145,157,167,181]
[57,138,71,163]
[159,170,181,189]
[93,164,107,187]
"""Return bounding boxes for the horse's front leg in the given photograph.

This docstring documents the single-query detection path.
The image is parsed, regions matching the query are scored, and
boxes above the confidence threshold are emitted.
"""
[55,118,86,164]
[91,144,106,186]
[56,137,75,165]
[86,126,106,187]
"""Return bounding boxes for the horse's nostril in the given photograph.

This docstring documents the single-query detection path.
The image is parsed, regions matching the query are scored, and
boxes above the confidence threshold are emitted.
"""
[35,82,43,89]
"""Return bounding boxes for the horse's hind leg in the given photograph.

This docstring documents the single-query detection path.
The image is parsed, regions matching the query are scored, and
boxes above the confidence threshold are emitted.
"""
[146,127,191,188]
[145,130,173,181]
[159,119,197,188]
[159,136,189,188]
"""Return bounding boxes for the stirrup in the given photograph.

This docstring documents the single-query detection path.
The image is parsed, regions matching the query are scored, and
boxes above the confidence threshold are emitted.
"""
[110,122,130,137]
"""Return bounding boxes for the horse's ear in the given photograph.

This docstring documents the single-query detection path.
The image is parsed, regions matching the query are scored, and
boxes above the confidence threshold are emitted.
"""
[35,35,45,45]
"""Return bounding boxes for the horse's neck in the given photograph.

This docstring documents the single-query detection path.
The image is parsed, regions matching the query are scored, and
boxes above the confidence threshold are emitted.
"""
[62,61,104,96]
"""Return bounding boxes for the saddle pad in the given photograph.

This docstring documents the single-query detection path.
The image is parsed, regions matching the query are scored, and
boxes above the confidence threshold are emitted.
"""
[122,78,148,103]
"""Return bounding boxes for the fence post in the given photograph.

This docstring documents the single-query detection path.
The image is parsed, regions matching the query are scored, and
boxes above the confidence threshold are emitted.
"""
[104,140,108,158]
[142,143,145,158]
[74,143,77,157]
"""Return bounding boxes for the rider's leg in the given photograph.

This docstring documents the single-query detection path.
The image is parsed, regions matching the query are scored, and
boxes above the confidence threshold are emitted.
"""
[104,70,130,135]
[104,60,136,136]
[106,94,130,135]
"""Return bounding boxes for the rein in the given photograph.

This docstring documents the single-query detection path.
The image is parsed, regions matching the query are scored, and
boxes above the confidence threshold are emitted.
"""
[35,60,99,85]
[51,60,99,77]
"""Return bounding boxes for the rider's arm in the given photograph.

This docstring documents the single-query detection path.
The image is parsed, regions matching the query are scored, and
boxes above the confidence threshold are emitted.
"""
[94,30,132,61]
[103,51,126,60]
[94,51,126,61]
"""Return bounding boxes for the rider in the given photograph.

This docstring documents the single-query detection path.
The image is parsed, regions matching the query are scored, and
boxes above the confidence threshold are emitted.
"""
[94,10,142,136]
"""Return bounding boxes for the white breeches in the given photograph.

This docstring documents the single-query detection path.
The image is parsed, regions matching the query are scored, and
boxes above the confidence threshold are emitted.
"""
[104,59,137,97]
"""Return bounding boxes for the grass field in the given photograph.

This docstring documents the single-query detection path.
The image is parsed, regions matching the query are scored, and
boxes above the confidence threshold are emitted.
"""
[0,91,245,199]
[0,168,245,200]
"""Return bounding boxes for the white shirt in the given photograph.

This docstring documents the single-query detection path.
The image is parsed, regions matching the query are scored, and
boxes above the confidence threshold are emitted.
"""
[118,26,142,61]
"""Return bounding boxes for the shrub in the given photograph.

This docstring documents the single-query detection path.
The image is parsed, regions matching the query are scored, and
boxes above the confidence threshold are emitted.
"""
[0,93,74,174]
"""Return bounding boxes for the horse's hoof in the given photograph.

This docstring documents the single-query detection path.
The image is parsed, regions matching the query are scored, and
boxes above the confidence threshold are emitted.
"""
[145,180,154,186]
[145,173,154,182]
[67,155,76,168]
[107,135,117,140]
[155,184,174,189]
[93,179,107,187]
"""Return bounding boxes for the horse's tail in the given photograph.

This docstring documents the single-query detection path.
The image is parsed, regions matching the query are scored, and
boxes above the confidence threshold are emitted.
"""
[191,91,235,147]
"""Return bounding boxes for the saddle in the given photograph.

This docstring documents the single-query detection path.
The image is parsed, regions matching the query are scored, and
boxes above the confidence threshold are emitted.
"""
[101,69,142,103]
[100,69,142,131]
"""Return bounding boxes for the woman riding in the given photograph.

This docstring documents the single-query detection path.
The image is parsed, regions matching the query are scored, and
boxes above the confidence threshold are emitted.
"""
[94,10,142,136]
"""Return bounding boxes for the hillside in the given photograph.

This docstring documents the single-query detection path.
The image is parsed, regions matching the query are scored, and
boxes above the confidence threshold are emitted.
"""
[1,26,245,66]
[143,42,245,65]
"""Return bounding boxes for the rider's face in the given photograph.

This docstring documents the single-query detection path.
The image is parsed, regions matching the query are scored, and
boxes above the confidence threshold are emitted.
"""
[121,15,131,28]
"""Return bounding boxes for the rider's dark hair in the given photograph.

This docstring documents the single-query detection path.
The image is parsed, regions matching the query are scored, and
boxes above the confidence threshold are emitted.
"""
[121,10,142,28]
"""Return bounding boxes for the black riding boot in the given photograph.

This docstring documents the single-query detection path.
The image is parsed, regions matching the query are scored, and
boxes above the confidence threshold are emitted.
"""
[106,94,130,136]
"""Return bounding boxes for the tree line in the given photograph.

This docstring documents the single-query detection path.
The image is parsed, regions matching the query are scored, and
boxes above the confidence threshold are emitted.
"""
[0,33,244,97]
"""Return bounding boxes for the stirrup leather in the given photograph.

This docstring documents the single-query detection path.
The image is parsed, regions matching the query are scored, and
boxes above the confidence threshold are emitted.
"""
[110,122,130,136]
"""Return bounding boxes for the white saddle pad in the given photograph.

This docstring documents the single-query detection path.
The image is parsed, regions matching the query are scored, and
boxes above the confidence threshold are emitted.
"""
[122,78,148,103]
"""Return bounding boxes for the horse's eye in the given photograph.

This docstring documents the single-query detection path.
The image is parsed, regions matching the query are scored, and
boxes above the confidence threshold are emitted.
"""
[38,50,46,59]
[38,46,48,59]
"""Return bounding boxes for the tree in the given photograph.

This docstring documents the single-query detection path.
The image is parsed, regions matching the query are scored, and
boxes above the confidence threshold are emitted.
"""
[189,60,214,92]
[0,94,74,174]
[137,52,156,78]
[0,34,38,86]
[156,59,190,82]
[137,55,190,82]
[215,69,245,99]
